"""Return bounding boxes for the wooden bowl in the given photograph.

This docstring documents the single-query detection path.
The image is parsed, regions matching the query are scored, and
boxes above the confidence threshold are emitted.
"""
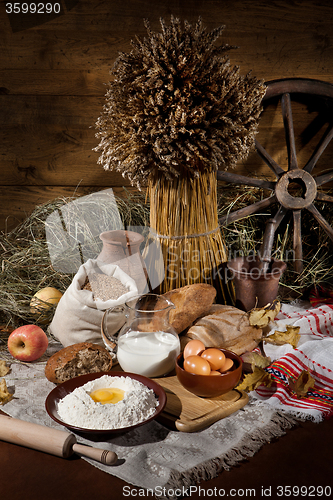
[175,349,242,398]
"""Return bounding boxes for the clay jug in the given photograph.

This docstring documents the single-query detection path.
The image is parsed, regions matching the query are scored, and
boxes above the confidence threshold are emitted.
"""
[97,230,149,294]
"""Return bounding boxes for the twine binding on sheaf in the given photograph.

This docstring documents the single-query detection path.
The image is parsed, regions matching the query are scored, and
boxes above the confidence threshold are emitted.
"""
[149,226,220,240]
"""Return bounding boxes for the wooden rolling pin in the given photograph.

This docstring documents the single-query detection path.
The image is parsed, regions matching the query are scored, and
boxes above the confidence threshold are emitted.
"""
[0,414,117,465]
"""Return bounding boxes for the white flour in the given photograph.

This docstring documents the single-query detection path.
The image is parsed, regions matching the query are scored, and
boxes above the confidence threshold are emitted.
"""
[57,375,159,429]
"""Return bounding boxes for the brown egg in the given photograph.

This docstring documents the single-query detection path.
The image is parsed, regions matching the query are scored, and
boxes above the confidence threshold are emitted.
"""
[201,348,226,371]
[184,355,211,375]
[220,357,234,373]
[210,370,222,376]
[183,339,205,359]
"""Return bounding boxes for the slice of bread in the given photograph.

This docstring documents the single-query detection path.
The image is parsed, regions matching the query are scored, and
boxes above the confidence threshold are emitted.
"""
[45,342,113,384]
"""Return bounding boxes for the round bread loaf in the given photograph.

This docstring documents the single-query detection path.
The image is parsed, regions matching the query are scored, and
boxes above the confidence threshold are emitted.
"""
[45,342,113,384]
[185,304,263,355]
[163,283,217,333]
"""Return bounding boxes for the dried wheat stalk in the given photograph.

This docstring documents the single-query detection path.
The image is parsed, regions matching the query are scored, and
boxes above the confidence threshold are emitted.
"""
[148,171,234,302]
[94,16,265,300]
[94,16,266,186]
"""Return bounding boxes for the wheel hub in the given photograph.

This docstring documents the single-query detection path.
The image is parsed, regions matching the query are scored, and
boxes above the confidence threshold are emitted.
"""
[275,170,317,210]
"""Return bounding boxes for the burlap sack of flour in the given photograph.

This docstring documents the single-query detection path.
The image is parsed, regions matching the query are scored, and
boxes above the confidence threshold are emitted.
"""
[48,259,138,348]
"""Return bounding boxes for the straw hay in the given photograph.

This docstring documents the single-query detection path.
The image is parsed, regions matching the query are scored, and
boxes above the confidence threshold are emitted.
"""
[0,190,149,343]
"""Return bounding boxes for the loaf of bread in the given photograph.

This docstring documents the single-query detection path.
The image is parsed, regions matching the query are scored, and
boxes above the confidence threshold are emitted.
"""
[45,342,113,384]
[185,304,263,355]
[163,283,217,334]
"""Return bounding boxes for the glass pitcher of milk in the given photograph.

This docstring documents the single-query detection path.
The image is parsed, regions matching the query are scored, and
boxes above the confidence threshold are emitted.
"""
[101,294,180,377]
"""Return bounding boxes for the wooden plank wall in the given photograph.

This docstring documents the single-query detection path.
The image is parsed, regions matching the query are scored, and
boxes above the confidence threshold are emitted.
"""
[1,0,333,232]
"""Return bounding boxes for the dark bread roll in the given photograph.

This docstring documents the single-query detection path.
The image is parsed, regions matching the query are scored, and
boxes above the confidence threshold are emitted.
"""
[45,342,113,384]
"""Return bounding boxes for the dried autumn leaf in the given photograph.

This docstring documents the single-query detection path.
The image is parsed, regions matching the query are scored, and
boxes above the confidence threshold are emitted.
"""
[0,378,13,405]
[237,367,272,392]
[0,360,10,377]
[264,325,301,348]
[289,370,315,398]
[248,300,281,328]
[241,351,271,373]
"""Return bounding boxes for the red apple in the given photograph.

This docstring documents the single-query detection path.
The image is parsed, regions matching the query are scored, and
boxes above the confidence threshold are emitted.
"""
[7,325,48,362]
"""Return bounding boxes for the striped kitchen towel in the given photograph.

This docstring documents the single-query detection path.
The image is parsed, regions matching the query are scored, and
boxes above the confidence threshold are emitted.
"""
[252,301,333,422]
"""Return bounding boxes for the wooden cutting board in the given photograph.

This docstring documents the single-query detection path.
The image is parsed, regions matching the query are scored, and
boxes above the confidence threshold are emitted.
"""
[154,375,249,432]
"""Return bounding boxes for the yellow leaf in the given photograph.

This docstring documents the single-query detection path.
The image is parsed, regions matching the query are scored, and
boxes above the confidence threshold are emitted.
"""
[288,370,315,398]
[264,325,300,348]
[241,351,271,372]
[0,360,10,377]
[236,367,272,392]
[0,378,13,405]
[248,300,281,328]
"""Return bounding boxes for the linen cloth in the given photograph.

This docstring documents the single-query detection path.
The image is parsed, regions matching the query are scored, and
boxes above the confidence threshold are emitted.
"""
[252,301,333,421]
[1,344,295,499]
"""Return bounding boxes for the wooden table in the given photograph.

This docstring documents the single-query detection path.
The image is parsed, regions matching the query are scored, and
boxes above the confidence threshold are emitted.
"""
[1,409,332,499]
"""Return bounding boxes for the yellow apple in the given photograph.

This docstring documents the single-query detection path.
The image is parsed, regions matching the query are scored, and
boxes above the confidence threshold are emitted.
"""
[30,286,63,323]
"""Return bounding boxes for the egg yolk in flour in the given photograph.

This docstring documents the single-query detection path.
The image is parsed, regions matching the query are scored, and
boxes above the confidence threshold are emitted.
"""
[90,388,125,405]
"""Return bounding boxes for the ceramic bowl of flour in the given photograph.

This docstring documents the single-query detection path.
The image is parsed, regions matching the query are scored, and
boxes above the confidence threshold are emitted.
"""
[45,371,167,440]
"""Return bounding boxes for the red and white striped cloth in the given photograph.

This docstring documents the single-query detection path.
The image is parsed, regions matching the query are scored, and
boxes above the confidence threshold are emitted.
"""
[252,301,333,422]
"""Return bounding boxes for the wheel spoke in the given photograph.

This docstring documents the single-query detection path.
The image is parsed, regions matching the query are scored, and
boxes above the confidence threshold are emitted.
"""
[316,191,333,203]
[217,171,276,190]
[304,123,333,173]
[293,210,303,274]
[219,195,277,226]
[314,169,333,187]
[281,93,298,170]
[255,139,285,177]
[307,203,333,242]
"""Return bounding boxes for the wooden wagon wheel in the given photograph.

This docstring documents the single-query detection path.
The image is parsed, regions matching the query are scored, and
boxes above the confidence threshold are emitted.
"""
[218,78,333,275]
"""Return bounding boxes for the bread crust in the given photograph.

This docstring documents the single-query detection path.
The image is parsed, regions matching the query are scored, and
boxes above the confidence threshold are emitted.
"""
[45,342,113,384]
[163,283,217,334]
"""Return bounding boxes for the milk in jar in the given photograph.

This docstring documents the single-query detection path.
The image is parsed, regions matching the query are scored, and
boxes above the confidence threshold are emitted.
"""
[117,330,180,377]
